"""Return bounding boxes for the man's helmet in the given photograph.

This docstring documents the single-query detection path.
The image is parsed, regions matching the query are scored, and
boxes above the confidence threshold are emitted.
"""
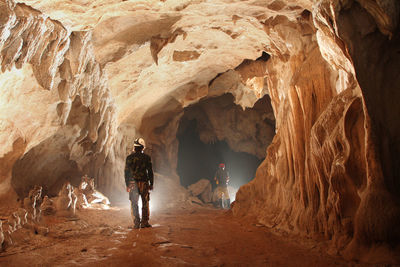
[133,137,146,148]
[219,163,225,168]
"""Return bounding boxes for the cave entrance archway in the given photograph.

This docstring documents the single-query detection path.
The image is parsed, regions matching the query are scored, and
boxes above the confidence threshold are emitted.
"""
[177,119,263,189]
[176,93,275,193]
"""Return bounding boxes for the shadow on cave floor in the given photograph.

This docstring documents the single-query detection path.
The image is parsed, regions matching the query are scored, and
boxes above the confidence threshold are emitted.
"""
[0,205,360,267]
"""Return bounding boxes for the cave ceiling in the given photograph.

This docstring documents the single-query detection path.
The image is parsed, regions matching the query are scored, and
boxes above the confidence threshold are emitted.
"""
[15,0,312,127]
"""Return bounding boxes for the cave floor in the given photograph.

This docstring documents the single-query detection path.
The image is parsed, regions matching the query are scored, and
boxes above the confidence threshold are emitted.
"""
[0,205,369,267]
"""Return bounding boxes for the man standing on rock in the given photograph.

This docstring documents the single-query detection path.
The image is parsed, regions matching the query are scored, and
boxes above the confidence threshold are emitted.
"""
[213,163,230,209]
[124,138,154,229]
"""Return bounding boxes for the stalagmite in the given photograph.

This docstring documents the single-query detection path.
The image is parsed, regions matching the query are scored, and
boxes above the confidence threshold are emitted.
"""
[54,182,77,217]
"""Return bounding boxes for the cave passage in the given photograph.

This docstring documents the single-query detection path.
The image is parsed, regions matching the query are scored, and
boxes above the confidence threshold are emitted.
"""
[177,119,262,189]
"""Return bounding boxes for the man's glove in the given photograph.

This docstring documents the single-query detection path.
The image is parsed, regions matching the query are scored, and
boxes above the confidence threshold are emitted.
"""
[149,184,154,191]
[214,177,219,185]
[126,187,131,193]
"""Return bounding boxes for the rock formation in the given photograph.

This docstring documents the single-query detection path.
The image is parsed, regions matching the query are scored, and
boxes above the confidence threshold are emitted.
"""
[0,0,398,263]
[74,175,110,208]
[179,93,275,159]
[188,179,213,203]
[232,0,400,263]
[0,0,119,203]
[0,220,4,251]
[22,185,42,222]
[40,196,55,216]
[53,182,77,217]
[0,185,51,252]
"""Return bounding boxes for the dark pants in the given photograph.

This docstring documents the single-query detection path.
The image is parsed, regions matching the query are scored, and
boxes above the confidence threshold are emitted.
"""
[128,180,150,225]
[215,186,231,209]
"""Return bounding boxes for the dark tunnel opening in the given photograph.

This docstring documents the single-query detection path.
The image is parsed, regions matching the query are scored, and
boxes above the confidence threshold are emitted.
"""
[176,93,276,193]
[177,120,263,190]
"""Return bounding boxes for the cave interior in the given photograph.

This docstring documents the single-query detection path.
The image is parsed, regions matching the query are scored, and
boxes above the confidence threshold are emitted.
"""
[0,0,400,265]
[177,93,271,190]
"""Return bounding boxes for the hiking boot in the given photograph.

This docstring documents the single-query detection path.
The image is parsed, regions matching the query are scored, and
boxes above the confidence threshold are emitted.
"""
[127,223,141,229]
[140,222,152,228]
[128,223,140,229]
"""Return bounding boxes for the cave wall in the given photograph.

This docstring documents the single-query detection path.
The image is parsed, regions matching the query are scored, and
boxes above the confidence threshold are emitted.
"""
[0,0,121,201]
[233,0,400,261]
[331,0,400,257]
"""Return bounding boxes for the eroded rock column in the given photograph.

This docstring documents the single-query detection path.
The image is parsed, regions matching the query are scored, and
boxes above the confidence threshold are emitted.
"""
[233,0,400,261]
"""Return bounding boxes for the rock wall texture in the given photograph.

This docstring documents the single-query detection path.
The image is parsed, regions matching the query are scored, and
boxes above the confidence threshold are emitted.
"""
[179,93,275,159]
[0,0,399,263]
[0,0,119,201]
[232,0,400,262]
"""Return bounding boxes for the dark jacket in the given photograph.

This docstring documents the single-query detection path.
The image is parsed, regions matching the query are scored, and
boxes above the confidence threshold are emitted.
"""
[214,168,229,187]
[124,151,154,187]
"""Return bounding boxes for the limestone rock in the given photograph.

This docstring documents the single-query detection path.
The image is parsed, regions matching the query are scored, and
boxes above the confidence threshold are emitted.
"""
[188,179,210,197]
[0,0,118,202]
[0,0,398,263]
[6,211,19,232]
[188,179,213,203]
[199,185,213,204]
[40,196,56,216]
[0,220,4,251]
[16,208,28,226]
[187,196,203,206]
[22,185,42,222]
[78,176,110,206]
[179,93,275,159]
[54,182,77,217]
[2,228,12,249]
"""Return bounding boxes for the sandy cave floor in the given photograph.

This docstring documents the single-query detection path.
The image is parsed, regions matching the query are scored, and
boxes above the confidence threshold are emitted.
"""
[0,204,373,267]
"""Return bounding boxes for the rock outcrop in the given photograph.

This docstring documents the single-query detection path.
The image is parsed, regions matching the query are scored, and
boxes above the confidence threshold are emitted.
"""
[188,179,213,203]
[0,220,4,251]
[75,175,110,208]
[179,93,275,159]
[0,0,119,202]
[53,182,77,217]
[22,185,42,222]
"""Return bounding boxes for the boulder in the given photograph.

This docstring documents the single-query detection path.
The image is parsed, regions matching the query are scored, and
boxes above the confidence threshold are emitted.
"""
[40,196,56,216]
[188,179,211,197]
[76,175,110,208]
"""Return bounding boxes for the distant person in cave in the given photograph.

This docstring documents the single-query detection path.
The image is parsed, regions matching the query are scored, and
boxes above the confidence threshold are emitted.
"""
[213,163,230,209]
[124,137,154,229]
